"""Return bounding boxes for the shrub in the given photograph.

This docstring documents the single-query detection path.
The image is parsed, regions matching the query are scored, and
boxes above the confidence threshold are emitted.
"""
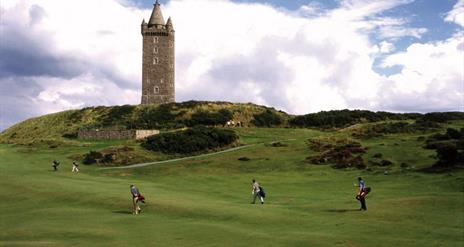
[306,139,367,169]
[187,109,233,127]
[436,144,460,167]
[83,151,103,165]
[252,109,282,127]
[62,132,78,139]
[142,126,238,154]
[373,153,383,158]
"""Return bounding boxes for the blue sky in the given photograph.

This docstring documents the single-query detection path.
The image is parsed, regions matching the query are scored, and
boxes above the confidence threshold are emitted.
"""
[0,0,463,130]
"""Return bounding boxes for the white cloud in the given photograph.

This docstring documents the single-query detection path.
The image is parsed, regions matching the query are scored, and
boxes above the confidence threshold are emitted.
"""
[0,0,462,130]
[377,41,396,53]
[446,0,464,27]
[379,32,464,111]
[378,26,427,39]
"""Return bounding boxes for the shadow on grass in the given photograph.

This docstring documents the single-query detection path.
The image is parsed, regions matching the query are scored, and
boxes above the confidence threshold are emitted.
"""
[325,209,360,213]
[112,210,133,215]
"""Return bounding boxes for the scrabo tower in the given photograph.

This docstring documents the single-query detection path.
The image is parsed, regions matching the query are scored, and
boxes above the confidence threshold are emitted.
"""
[141,0,175,104]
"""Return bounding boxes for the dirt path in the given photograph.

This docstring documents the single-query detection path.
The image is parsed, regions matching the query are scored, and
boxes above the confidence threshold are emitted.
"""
[99,144,255,170]
[99,138,297,170]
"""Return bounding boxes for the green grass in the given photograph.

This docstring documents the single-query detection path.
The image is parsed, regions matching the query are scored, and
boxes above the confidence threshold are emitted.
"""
[0,127,463,246]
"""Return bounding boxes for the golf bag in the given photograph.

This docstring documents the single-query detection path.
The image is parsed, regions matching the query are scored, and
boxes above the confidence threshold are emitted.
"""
[356,187,371,200]
[137,194,146,204]
[259,186,266,198]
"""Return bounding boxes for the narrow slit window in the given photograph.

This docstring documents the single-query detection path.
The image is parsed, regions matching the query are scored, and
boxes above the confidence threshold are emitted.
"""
[153,57,159,65]
[154,37,159,43]
[154,86,159,94]
[154,47,158,54]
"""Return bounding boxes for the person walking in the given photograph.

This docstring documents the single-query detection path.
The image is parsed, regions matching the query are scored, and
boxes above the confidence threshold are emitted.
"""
[72,161,79,173]
[356,177,367,211]
[130,185,142,215]
[251,179,264,204]
[52,160,60,171]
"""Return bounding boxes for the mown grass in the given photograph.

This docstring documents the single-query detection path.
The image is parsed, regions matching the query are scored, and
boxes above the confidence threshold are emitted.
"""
[0,127,463,246]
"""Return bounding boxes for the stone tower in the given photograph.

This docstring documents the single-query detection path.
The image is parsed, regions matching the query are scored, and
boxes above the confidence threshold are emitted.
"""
[141,0,175,105]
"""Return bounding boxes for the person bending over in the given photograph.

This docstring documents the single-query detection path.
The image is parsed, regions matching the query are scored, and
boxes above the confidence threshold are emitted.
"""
[130,185,142,215]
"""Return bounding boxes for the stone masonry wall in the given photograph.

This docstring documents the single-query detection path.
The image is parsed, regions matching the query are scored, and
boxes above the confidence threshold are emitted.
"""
[78,130,159,140]
[135,130,160,139]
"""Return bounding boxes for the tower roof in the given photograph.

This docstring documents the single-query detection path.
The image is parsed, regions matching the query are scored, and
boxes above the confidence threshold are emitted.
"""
[166,17,173,27]
[148,0,165,26]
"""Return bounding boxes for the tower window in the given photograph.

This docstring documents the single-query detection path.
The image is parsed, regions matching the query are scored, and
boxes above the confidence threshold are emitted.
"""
[154,37,159,43]
[154,47,158,54]
[153,57,159,65]
[154,86,159,94]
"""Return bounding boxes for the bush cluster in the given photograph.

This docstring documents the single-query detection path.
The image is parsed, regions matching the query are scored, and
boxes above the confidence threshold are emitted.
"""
[353,121,441,139]
[306,139,367,169]
[252,109,283,127]
[185,109,233,127]
[424,128,464,168]
[142,126,238,154]
[290,110,463,129]
[83,151,103,165]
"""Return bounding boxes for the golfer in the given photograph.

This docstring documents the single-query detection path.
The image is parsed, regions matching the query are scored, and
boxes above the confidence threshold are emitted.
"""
[72,161,79,173]
[357,177,367,211]
[130,185,142,215]
[52,160,60,171]
[251,179,264,204]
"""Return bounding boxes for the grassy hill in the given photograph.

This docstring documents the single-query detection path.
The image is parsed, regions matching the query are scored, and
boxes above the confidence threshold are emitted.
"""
[0,126,463,246]
[0,101,289,145]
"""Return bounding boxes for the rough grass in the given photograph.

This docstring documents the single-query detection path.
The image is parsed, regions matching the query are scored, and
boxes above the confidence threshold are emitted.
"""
[0,126,463,246]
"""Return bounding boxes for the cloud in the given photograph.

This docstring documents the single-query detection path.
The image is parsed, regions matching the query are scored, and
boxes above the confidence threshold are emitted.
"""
[377,26,427,39]
[379,32,464,112]
[0,0,462,131]
[378,41,396,53]
[445,0,464,27]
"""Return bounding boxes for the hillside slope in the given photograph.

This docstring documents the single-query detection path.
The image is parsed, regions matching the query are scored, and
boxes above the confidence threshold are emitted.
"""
[0,101,289,144]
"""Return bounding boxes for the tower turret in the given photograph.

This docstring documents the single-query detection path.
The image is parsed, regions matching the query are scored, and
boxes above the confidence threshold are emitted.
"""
[166,17,173,31]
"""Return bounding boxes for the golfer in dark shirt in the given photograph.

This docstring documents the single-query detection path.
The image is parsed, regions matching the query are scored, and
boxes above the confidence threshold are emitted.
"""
[52,160,60,171]
[357,177,367,210]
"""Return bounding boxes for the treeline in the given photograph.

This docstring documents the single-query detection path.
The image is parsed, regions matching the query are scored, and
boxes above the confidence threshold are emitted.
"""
[289,110,464,128]
[70,103,464,131]
[141,126,238,154]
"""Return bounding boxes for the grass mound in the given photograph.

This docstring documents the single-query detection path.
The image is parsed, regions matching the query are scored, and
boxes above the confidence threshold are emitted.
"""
[306,138,367,169]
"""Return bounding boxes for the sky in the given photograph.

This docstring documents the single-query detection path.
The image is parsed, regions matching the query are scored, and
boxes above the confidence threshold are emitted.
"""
[0,0,463,131]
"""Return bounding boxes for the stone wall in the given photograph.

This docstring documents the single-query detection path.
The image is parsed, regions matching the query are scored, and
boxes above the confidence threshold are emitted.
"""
[78,130,159,140]
[135,130,160,139]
